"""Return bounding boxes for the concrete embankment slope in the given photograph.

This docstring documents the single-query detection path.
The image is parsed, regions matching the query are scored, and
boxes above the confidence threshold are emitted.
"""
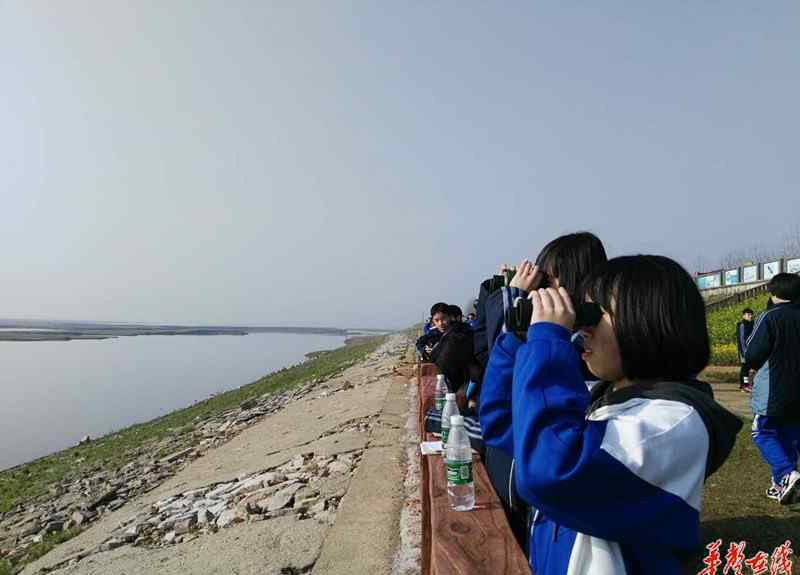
[22,333,417,575]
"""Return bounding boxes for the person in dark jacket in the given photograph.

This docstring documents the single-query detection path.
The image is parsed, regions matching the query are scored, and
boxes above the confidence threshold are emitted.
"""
[483,255,741,575]
[416,302,449,360]
[736,308,755,391]
[479,232,608,557]
[472,276,503,369]
[422,301,448,336]
[744,273,800,504]
[446,304,463,324]
[431,320,477,394]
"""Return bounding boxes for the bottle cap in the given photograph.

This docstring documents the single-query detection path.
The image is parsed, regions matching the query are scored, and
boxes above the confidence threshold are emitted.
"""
[450,415,464,426]
[445,393,456,400]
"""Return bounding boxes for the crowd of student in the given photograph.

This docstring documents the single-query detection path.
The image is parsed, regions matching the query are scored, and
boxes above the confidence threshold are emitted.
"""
[417,231,800,575]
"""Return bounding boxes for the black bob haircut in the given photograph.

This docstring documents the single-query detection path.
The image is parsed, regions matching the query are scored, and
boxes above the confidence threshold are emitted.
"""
[535,232,608,302]
[768,273,800,302]
[582,255,710,381]
[432,324,474,391]
[446,304,463,319]
[742,308,754,315]
[430,302,449,316]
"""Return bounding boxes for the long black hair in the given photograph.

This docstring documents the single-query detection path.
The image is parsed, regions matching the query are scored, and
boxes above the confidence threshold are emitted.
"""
[582,255,710,381]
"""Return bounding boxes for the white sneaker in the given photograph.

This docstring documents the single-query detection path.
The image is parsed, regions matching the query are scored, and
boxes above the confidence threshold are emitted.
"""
[767,483,781,501]
[778,471,800,505]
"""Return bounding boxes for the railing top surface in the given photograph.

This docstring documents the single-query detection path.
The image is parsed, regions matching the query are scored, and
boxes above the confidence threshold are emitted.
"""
[417,368,529,575]
[705,282,770,312]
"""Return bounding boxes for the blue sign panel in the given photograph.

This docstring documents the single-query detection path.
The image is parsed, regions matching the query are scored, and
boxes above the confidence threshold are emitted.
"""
[742,265,758,283]
[763,261,781,280]
[697,274,722,290]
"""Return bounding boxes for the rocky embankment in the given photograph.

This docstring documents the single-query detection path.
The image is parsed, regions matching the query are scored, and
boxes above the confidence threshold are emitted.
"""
[0,381,329,562]
[2,334,414,575]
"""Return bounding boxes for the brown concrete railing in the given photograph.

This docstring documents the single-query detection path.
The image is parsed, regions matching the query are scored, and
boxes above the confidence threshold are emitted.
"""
[416,362,529,575]
[705,282,770,313]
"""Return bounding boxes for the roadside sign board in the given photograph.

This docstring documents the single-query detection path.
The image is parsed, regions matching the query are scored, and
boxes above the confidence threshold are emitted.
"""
[742,265,758,283]
[763,261,781,280]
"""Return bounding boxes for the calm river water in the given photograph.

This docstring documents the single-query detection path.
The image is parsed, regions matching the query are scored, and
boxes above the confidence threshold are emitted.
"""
[0,333,345,471]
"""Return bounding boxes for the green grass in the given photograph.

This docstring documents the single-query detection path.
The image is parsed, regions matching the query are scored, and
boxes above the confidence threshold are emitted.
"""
[709,343,740,366]
[705,292,770,366]
[4,528,83,573]
[706,292,771,347]
[0,528,82,574]
[0,335,387,514]
[700,295,800,571]
[686,422,800,574]
[699,366,740,384]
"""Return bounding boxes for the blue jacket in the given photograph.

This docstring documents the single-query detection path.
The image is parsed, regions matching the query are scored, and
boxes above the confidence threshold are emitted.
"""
[479,329,523,455]
[481,323,740,575]
[745,302,800,418]
[415,329,442,361]
[735,320,753,361]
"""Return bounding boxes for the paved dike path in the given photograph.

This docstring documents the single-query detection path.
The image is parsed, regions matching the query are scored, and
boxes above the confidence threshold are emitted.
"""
[22,333,418,575]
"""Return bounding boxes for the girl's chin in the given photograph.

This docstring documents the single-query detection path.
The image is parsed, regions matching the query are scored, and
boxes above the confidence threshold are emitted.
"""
[584,359,603,380]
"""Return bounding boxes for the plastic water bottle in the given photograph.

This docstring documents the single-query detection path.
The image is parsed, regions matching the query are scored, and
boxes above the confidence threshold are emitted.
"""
[445,415,475,511]
[434,375,446,411]
[440,393,459,445]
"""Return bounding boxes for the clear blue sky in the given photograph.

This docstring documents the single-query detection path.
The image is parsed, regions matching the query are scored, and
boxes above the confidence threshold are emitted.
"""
[1,2,798,329]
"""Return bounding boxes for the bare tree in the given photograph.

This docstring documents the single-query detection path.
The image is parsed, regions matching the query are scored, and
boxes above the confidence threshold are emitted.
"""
[693,228,800,277]
[691,253,709,275]
[719,249,750,270]
[744,243,775,264]
[782,225,800,258]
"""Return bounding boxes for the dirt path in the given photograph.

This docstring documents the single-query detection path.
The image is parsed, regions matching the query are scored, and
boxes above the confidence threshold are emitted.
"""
[708,382,752,420]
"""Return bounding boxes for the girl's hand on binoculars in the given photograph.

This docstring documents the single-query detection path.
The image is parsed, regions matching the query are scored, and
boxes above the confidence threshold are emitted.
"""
[510,260,540,292]
[529,287,575,331]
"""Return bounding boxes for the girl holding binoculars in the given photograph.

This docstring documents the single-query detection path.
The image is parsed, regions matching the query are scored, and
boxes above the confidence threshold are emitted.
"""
[482,250,741,575]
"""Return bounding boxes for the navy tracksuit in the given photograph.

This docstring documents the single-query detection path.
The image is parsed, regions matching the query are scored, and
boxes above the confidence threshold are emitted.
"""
[745,302,800,484]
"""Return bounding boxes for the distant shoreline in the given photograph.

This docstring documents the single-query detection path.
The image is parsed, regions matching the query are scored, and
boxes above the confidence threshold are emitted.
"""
[0,320,357,342]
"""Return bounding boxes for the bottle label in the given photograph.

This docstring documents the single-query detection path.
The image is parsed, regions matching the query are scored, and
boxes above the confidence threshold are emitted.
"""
[446,460,473,486]
[435,397,445,410]
[441,426,450,445]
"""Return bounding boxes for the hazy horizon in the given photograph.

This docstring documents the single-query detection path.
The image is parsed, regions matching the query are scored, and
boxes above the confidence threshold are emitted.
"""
[0,315,386,330]
[2,2,798,330]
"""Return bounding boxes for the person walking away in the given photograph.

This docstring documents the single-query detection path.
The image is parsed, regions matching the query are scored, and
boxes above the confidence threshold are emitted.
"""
[744,273,800,504]
[736,308,755,391]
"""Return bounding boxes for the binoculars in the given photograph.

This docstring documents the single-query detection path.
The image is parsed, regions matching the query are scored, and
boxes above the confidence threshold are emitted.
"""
[505,298,603,340]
